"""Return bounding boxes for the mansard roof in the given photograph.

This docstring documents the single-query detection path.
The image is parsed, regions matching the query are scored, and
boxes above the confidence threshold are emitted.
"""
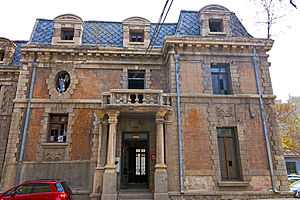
[28,6,251,47]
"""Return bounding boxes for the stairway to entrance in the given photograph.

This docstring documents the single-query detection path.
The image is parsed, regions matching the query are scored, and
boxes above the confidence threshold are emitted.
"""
[118,189,153,200]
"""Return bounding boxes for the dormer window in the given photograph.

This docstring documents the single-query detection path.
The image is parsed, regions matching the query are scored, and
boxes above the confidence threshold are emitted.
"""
[130,30,144,43]
[209,19,223,32]
[61,28,74,40]
[0,50,4,62]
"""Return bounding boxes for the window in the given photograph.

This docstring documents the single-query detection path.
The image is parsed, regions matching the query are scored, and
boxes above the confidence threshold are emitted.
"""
[209,19,224,32]
[31,184,52,193]
[15,184,33,195]
[217,127,242,181]
[129,30,144,42]
[211,64,231,95]
[0,50,4,61]
[61,28,74,40]
[128,70,145,89]
[286,161,297,174]
[55,71,71,93]
[48,114,68,143]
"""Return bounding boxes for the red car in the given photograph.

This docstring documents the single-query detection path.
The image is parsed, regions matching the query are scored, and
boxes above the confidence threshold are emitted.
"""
[0,180,73,200]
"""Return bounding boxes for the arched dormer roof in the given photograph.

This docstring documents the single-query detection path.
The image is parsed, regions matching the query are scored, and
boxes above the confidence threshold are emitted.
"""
[123,17,150,25]
[54,14,83,23]
[0,37,16,47]
[199,4,231,13]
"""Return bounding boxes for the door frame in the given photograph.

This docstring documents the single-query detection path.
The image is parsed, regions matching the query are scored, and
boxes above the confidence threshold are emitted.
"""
[120,132,150,188]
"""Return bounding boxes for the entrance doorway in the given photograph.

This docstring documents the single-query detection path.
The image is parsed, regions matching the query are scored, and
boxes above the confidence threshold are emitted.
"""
[121,133,149,189]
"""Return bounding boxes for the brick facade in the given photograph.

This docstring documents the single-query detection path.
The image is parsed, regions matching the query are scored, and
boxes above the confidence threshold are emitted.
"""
[0,4,290,200]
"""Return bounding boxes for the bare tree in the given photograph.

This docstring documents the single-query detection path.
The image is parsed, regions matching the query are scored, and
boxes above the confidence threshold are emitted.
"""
[251,0,297,38]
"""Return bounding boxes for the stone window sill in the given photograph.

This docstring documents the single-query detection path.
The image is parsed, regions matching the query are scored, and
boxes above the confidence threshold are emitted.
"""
[208,31,227,36]
[56,40,75,44]
[218,181,249,187]
[128,42,145,45]
[41,142,69,147]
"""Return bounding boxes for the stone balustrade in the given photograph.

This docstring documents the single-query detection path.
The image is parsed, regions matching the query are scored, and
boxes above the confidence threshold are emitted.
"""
[102,89,172,106]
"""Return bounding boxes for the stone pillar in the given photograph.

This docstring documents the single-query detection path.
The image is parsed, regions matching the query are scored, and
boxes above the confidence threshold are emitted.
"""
[154,110,169,200]
[101,111,119,200]
[91,111,105,200]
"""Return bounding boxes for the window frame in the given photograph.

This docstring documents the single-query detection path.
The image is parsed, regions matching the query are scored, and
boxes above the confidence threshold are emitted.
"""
[0,49,5,62]
[128,70,145,89]
[209,18,224,33]
[217,127,242,181]
[211,63,232,95]
[47,113,69,143]
[129,29,145,43]
[60,28,75,41]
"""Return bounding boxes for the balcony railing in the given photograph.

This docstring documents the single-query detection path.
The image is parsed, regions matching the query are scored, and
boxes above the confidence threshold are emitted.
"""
[103,89,172,106]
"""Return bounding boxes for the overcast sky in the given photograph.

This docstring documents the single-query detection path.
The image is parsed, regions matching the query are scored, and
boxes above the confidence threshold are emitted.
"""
[0,0,299,101]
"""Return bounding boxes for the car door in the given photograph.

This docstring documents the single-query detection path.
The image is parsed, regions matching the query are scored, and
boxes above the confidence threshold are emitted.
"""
[13,184,33,200]
[28,183,54,200]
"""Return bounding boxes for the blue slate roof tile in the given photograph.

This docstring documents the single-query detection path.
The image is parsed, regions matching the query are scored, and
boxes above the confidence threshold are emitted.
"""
[30,19,53,44]
[12,41,27,66]
[28,7,252,47]
[150,24,177,47]
[83,22,123,47]
[176,11,200,36]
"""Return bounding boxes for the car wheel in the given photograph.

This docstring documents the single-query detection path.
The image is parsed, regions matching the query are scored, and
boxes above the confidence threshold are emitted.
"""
[294,191,300,198]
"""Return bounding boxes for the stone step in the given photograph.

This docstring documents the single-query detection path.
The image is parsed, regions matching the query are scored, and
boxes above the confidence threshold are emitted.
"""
[118,190,153,200]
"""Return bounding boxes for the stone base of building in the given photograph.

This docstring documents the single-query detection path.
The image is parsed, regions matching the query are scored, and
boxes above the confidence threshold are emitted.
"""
[168,191,293,200]
[101,170,117,200]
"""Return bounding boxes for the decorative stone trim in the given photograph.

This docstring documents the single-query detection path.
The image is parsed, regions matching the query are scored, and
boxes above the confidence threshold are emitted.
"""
[46,66,78,99]
[122,17,151,48]
[0,38,16,65]
[51,14,83,45]
[37,106,75,161]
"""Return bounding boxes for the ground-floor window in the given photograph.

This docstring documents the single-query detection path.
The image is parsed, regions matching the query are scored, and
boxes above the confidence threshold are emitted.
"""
[286,161,297,174]
[217,127,242,181]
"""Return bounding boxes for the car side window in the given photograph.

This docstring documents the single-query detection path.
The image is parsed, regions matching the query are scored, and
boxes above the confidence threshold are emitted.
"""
[15,184,33,195]
[32,183,52,193]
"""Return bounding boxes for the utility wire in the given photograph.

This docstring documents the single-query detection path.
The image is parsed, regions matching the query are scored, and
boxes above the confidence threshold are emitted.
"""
[145,0,174,54]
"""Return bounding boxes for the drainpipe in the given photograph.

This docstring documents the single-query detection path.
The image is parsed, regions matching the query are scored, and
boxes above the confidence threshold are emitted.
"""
[174,53,185,194]
[251,47,278,193]
[17,57,37,183]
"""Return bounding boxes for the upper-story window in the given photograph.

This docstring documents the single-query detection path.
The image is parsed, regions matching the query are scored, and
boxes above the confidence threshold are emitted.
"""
[0,50,4,61]
[128,70,145,89]
[211,64,232,95]
[61,28,74,40]
[52,14,83,45]
[209,18,223,32]
[129,30,144,42]
[48,114,68,143]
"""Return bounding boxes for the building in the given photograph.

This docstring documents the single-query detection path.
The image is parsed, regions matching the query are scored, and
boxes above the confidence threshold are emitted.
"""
[0,4,290,200]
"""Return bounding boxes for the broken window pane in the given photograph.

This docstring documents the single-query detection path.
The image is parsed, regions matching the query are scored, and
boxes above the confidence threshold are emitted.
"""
[61,28,74,40]
[128,70,145,89]
[48,114,68,143]
[129,30,144,42]
[211,64,231,95]
[209,19,223,32]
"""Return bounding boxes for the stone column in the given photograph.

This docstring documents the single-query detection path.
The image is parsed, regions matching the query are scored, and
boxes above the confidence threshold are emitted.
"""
[154,110,169,200]
[91,111,105,200]
[101,111,119,200]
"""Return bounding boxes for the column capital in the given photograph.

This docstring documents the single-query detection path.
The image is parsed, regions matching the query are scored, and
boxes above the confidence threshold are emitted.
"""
[156,109,168,121]
[95,110,105,120]
[107,110,120,124]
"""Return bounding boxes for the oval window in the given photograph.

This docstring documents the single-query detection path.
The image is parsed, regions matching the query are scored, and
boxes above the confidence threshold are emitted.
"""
[55,71,71,93]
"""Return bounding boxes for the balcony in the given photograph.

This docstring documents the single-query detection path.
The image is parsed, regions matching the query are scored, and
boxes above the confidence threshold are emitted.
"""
[102,89,172,106]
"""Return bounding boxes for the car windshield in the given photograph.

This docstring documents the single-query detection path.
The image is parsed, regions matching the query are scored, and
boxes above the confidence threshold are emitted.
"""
[291,181,300,188]
[2,187,16,196]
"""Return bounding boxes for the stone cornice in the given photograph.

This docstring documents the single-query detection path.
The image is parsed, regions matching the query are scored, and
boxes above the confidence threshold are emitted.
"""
[163,36,274,53]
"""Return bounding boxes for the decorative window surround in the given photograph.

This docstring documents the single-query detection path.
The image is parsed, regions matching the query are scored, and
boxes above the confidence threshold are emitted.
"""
[0,38,16,65]
[123,17,151,48]
[37,106,75,161]
[51,14,83,45]
[46,66,78,99]
[121,67,151,89]
[199,5,232,37]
